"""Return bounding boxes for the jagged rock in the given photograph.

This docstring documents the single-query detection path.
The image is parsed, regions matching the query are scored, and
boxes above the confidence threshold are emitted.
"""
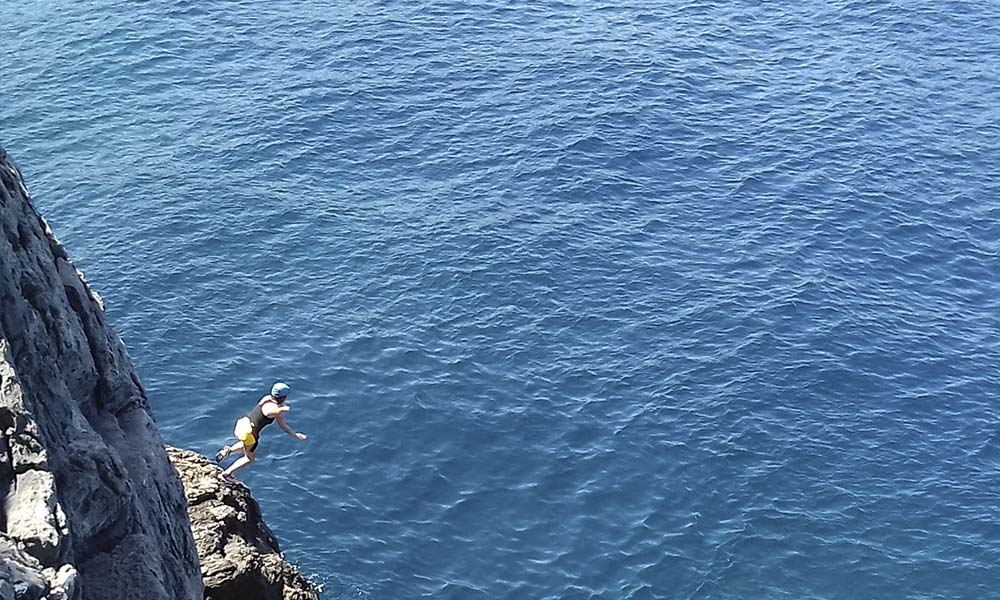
[0,146,203,599]
[166,447,320,600]
[0,534,76,600]
[35,565,75,600]
[3,469,65,564]
[0,534,48,600]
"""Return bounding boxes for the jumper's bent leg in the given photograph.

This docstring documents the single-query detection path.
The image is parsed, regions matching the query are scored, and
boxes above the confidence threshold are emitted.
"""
[221,446,255,478]
[215,440,245,463]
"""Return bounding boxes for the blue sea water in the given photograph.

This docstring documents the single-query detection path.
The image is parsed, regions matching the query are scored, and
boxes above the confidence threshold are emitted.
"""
[4,0,1000,598]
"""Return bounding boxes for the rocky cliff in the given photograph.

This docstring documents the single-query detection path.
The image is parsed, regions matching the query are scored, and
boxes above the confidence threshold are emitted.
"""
[167,448,319,600]
[0,147,204,599]
[0,147,322,600]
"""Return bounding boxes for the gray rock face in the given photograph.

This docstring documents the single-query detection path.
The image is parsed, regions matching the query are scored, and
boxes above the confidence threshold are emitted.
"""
[166,447,320,600]
[0,535,76,600]
[0,534,49,600]
[0,147,203,599]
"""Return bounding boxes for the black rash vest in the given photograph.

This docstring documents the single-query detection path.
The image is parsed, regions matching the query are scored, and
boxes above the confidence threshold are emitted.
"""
[248,400,276,432]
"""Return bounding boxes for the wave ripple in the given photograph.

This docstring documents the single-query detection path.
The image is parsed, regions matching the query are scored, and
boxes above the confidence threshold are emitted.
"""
[4,0,1000,598]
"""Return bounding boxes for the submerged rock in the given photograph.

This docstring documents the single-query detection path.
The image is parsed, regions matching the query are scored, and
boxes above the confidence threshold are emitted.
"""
[166,447,320,600]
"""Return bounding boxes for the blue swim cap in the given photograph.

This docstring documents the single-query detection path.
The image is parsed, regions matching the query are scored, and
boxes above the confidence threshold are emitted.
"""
[271,382,290,398]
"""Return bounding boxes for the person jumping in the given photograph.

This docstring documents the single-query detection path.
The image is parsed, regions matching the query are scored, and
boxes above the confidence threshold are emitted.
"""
[215,382,307,481]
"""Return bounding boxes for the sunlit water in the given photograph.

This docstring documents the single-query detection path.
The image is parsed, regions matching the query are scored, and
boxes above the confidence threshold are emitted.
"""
[3,1,1000,598]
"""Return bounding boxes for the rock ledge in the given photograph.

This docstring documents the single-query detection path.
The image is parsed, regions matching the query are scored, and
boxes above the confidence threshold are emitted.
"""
[166,447,320,600]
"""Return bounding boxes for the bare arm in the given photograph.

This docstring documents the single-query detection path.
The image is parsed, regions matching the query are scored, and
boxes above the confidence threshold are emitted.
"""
[274,411,307,440]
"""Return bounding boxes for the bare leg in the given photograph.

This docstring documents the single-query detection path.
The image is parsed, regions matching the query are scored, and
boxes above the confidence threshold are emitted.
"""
[221,445,255,478]
[215,440,244,463]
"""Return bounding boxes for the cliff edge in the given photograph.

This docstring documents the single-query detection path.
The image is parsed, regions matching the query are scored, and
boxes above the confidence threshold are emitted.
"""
[166,448,319,600]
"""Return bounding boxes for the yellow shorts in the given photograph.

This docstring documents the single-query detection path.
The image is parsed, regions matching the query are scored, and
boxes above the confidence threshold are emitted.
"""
[234,417,258,450]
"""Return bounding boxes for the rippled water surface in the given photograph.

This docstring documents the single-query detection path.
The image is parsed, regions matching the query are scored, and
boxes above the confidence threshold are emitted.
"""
[4,1,1000,598]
